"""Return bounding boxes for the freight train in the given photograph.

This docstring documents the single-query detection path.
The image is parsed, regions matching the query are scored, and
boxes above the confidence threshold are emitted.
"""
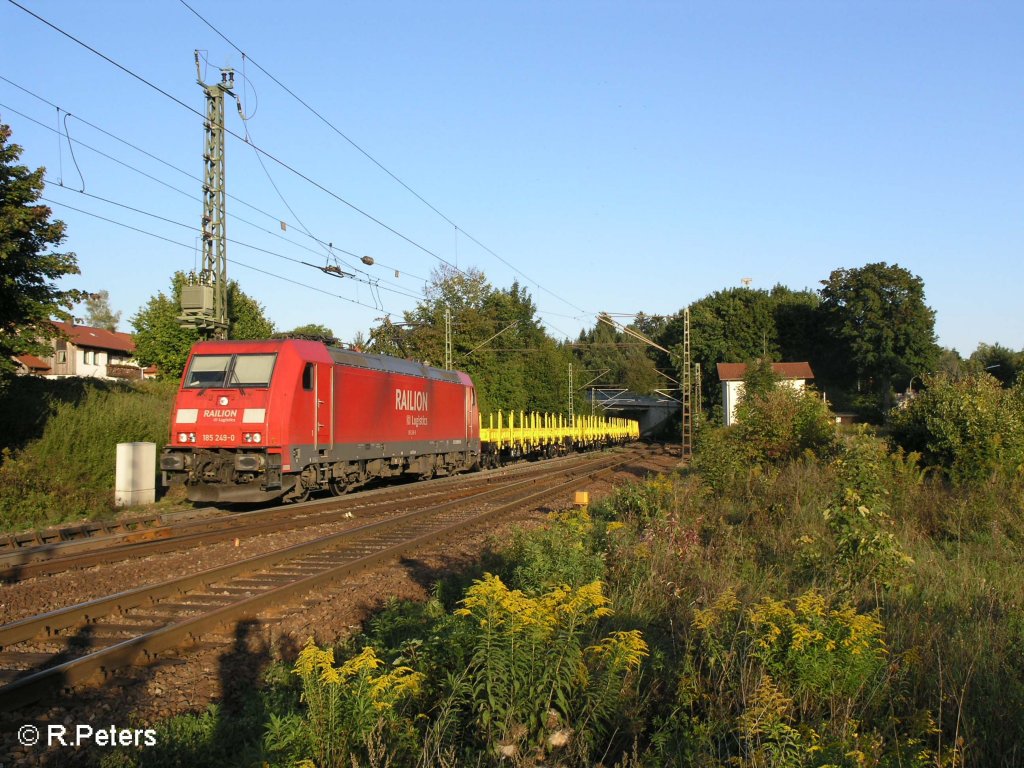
[160,338,638,504]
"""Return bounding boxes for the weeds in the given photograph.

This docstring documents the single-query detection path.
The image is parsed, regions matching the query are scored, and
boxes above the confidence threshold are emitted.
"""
[0,379,174,529]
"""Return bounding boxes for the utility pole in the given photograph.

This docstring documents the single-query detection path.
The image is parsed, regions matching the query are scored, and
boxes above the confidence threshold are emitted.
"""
[681,308,692,460]
[179,52,235,338]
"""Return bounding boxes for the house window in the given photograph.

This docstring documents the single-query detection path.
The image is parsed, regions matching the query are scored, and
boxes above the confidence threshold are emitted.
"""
[57,350,67,364]
[83,350,93,365]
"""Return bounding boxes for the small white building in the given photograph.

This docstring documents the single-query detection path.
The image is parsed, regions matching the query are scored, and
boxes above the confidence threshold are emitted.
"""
[716,362,815,427]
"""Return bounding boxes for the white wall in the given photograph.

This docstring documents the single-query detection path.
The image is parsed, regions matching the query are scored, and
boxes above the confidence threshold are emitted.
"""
[722,378,807,427]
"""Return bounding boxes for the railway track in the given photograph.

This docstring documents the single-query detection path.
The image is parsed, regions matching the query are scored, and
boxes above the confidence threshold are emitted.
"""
[0,447,646,712]
[0,449,631,583]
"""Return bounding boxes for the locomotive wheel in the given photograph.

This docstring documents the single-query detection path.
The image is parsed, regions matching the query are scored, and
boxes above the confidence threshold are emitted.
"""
[329,478,347,496]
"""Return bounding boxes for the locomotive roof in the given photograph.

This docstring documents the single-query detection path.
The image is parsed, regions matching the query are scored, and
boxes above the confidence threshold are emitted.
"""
[327,346,462,383]
[188,339,465,384]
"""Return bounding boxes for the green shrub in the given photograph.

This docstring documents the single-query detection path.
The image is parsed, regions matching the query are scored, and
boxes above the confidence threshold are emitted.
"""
[692,424,750,493]
[503,508,606,592]
[454,574,647,760]
[0,381,174,529]
[735,384,837,464]
[290,639,423,767]
[890,373,1024,484]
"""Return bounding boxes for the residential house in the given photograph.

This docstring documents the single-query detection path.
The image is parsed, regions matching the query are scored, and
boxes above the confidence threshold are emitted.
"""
[716,362,815,427]
[14,321,151,381]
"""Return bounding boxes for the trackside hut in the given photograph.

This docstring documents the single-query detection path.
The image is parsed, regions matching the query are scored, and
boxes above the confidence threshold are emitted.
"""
[717,362,815,427]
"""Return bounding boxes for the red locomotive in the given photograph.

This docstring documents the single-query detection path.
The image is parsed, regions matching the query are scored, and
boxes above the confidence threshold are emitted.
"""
[160,338,480,503]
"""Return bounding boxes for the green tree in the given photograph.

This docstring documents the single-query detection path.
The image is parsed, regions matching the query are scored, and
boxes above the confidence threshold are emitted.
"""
[366,266,575,415]
[131,272,275,379]
[819,262,939,406]
[277,323,336,340]
[227,285,275,339]
[655,285,822,408]
[0,122,85,377]
[573,317,663,397]
[82,289,121,330]
[130,276,199,379]
[969,342,1021,388]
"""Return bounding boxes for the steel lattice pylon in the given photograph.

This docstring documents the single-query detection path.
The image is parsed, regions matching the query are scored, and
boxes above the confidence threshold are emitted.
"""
[681,308,692,460]
[179,53,234,339]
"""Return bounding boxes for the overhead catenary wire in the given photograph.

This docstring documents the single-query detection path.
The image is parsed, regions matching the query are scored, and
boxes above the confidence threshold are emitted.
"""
[0,86,361,261]
[40,195,403,316]
[0,95,424,299]
[41,183,425,303]
[6,0,463,275]
[175,0,590,317]
[3,14,594,339]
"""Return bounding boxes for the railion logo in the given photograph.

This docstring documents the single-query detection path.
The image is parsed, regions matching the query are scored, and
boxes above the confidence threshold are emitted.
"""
[203,409,238,419]
[395,389,428,412]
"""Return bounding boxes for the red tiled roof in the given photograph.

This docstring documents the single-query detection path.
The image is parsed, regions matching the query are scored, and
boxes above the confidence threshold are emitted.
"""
[52,321,135,354]
[716,362,815,381]
[16,354,51,372]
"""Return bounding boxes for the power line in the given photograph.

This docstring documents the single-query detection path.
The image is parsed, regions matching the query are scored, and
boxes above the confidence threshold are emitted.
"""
[181,0,459,230]
[0,92,424,297]
[0,84,343,254]
[42,183,424,303]
[175,0,589,316]
[7,0,461,274]
[40,195,403,316]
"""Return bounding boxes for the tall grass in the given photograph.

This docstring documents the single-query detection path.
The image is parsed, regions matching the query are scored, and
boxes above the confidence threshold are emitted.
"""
[0,379,176,530]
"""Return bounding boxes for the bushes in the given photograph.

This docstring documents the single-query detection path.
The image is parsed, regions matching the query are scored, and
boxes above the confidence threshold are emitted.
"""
[454,575,647,759]
[291,640,423,767]
[690,587,893,766]
[890,372,1024,483]
[0,379,175,529]
[693,362,837,495]
[735,384,837,465]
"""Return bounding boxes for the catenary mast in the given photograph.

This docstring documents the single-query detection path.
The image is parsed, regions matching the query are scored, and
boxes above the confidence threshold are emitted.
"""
[179,52,234,339]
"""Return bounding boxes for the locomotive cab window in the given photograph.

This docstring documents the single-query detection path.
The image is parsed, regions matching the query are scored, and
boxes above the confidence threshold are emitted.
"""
[184,353,277,388]
[302,363,313,391]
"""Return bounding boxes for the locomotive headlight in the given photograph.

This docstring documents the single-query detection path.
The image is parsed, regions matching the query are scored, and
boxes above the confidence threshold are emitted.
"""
[218,396,229,406]
[252,432,262,444]
[188,433,196,443]
[243,433,252,443]
[178,432,188,443]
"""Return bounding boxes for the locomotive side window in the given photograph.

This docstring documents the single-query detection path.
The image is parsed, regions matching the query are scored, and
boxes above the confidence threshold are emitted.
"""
[184,354,277,388]
[302,363,313,391]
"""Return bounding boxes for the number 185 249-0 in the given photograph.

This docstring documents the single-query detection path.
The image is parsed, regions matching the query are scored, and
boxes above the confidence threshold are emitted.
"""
[203,434,234,443]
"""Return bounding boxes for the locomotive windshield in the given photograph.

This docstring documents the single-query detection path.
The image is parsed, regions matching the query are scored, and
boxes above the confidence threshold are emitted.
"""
[184,353,277,388]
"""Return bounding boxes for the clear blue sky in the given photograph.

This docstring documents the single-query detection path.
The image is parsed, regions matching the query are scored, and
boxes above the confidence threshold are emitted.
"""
[2,0,1021,355]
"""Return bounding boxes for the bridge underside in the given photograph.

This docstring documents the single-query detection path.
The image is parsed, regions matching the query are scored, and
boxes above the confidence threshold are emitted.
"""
[589,390,680,439]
